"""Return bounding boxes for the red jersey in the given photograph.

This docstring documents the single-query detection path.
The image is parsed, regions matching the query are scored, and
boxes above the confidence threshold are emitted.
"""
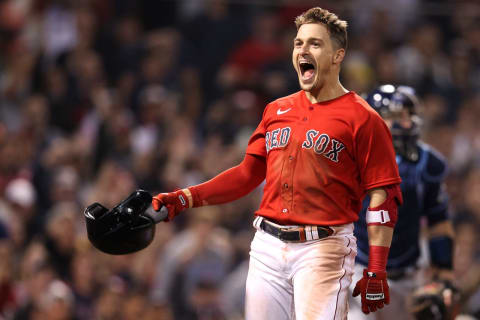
[246,90,401,226]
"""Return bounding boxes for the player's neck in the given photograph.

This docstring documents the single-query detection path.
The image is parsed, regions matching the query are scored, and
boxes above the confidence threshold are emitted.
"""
[305,79,349,104]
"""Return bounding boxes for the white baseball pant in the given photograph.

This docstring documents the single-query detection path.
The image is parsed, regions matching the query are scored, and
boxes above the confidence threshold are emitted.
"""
[245,222,357,320]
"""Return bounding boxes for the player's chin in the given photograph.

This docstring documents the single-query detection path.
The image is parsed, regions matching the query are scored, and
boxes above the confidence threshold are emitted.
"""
[297,75,316,91]
[298,80,315,92]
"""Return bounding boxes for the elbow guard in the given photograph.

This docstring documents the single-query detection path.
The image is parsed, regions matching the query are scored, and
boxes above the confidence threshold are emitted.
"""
[366,184,403,228]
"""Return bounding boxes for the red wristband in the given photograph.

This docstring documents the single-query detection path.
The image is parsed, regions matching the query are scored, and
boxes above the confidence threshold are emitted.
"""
[189,186,203,207]
[368,245,390,272]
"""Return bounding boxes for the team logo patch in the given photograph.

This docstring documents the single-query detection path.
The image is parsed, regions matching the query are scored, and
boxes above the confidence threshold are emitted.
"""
[302,130,345,162]
[266,127,291,153]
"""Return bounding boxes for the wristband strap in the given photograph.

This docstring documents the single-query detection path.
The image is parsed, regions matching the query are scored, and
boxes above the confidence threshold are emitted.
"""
[188,186,204,208]
[366,209,391,224]
[182,188,193,208]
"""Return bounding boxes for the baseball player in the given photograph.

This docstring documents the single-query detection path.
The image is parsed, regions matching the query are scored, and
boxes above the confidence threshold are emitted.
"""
[153,8,402,319]
[348,85,455,320]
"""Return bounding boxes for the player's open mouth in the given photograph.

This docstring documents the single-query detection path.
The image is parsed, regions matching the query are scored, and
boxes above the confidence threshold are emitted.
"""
[299,61,315,82]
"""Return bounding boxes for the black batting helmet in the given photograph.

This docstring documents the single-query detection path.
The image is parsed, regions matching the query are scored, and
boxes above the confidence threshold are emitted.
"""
[84,190,157,255]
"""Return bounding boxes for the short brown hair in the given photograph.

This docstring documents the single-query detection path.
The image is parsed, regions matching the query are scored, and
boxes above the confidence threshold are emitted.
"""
[295,7,348,49]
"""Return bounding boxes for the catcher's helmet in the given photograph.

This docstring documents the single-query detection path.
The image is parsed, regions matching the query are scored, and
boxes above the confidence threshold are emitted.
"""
[84,190,159,255]
[366,84,422,161]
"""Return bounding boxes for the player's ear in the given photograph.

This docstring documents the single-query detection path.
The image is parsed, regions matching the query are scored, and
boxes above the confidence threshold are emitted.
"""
[333,48,345,65]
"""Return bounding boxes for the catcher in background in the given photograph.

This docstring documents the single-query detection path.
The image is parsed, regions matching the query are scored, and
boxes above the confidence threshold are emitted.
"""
[153,7,402,320]
[348,85,456,320]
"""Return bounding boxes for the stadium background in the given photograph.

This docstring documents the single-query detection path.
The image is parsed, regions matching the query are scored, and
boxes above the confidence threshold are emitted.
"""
[0,0,479,319]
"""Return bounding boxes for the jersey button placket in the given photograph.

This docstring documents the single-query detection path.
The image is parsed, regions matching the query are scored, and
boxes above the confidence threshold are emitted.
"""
[301,106,314,122]
[303,106,313,122]
[281,151,296,215]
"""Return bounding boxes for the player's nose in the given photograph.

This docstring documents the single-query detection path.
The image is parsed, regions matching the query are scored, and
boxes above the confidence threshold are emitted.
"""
[299,44,310,54]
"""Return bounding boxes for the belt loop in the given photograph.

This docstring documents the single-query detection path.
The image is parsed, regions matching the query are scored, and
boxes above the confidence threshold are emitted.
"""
[311,226,319,240]
[299,227,306,241]
[253,216,263,230]
[325,226,335,236]
[305,226,312,241]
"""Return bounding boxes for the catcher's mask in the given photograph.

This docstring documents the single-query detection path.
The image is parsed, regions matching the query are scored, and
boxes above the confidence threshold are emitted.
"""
[366,84,422,162]
[84,190,157,255]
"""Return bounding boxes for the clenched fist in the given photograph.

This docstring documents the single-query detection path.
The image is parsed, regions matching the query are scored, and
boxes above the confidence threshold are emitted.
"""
[352,269,390,314]
[152,189,191,221]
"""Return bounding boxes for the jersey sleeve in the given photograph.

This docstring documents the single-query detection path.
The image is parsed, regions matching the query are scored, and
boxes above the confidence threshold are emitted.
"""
[354,112,401,191]
[245,108,268,157]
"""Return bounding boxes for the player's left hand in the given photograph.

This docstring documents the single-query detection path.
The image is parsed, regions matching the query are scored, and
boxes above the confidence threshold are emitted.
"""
[352,269,390,314]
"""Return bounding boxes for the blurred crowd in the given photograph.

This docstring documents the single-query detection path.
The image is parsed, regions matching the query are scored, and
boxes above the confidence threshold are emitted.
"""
[0,0,480,319]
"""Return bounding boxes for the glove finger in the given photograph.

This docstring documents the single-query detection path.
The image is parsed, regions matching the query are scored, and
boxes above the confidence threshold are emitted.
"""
[352,285,360,297]
[166,204,176,221]
[369,305,377,313]
[383,281,390,304]
[377,302,384,309]
[152,198,163,211]
[362,305,370,314]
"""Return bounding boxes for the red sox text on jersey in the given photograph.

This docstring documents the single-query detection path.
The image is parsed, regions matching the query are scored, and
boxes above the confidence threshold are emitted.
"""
[266,127,345,163]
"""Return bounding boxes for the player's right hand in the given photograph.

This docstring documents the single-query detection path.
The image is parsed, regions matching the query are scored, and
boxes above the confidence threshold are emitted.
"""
[352,269,390,314]
[152,189,190,221]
